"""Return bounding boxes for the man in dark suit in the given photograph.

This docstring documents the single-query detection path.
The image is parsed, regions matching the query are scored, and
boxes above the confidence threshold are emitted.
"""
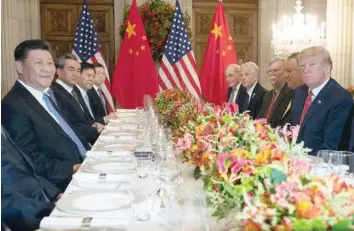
[290,46,353,155]
[225,64,247,109]
[350,116,354,152]
[279,52,304,126]
[74,62,117,126]
[239,62,267,119]
[258,59,292,128]
[88,63,110,119]
[1,40,87,190]
[1,126,60,231]
[52,54,102,144]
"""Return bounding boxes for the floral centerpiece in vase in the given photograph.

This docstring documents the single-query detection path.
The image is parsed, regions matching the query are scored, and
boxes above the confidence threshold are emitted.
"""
[119,0,192,63]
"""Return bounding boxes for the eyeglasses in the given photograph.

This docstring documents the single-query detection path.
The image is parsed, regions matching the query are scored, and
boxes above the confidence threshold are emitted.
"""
[266,69,280,75]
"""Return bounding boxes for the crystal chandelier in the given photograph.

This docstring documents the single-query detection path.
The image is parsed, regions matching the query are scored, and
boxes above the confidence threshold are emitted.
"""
[271,0,326,57]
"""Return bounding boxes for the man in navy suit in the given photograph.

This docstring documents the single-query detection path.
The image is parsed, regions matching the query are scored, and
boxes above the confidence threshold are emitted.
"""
[73,62,117,125]
[1,126,60,231]
[239,62,267,119]
[348,112,354,152]
[51,54,102,144]
[2,40,88,190]
[225,64,247,107]
[290,46,353,155]
[88,63,112,119]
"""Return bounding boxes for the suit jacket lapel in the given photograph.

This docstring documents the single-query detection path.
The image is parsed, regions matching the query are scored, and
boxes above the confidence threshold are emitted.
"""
[270,84,289,118]
[300,81,331,129]
[74,86,95,122]
[15,82,72,141]
[248,83,259,109]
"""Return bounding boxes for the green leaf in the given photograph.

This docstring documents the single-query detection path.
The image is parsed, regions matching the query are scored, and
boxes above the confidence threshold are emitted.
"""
[293,219,312,231]
[311,219,326,231]
[270,168,287,185]
[332,220,350,231]
[194,166,201,179]
[224,183,238,198]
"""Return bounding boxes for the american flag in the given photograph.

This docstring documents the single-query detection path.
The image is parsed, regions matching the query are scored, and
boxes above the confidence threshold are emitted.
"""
[72,0,114,112]
[158,0,201,99]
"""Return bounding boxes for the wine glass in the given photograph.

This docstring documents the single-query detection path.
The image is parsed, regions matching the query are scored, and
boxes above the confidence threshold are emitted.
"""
[317,150,332,163]
[328,151,354,176]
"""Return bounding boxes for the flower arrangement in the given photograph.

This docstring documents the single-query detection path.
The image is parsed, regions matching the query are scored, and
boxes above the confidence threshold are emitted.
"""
[119,0,192,62]
[347,86,354,97]
[235,171,354,231]
[154,88,199,131]
[153,89,353,229]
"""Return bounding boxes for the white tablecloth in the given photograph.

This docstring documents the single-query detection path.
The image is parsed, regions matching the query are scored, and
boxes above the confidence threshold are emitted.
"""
[46,116,235,231]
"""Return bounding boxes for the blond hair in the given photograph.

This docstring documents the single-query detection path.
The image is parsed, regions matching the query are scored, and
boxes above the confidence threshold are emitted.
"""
[299,46,332,71]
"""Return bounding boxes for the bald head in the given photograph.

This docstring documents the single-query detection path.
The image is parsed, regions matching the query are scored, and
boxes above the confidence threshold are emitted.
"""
[225,64,241,87]
[241,62,259,89]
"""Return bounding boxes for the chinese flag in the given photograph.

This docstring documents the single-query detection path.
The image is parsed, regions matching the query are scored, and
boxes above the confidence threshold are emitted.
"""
[199,1,238,105]
[111,0,159,109]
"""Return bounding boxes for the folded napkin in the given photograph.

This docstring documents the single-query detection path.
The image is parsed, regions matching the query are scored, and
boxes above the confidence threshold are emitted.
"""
[73,171,132,183]
[40,217,130,230]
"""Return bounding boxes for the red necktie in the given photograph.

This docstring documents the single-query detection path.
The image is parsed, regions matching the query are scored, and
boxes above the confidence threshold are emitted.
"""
[265,91,276,121]
[299,90,313,126]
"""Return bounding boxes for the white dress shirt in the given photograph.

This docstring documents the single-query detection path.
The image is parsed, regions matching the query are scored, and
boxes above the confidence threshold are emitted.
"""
[17,80,59,123]
[56,79,73,95]
[230,82,241,103]
[76,85,95,118]
[311,78,330,102]
[247,82,257,103]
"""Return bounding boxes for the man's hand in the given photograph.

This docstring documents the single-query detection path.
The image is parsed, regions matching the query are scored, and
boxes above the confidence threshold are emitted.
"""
[103,112,118,123]
[73,164,81,173]
[92,122,105,133]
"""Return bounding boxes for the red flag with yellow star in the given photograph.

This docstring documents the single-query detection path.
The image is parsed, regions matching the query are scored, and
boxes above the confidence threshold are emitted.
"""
[111,0,159,109]
[199,0,238,105]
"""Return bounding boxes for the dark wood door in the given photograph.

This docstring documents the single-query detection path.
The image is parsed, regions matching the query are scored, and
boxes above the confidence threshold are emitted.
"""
[40,0,115,77]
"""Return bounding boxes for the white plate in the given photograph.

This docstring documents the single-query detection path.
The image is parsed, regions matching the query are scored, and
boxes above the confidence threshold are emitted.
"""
[116,109,136,113]
[81,160,137,174]
[109,119,136,125]
[117,113,137,118]
[72,179,120,190]
[86,150,133,158]
[57,190,133,213]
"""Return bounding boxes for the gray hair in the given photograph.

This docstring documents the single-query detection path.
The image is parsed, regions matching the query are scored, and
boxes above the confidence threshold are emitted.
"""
[57,53,78,69]
[242,62,259,77]
[268,58,285,67]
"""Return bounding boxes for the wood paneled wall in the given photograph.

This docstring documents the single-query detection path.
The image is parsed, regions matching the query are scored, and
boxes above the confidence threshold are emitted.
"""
[40,0,115,76]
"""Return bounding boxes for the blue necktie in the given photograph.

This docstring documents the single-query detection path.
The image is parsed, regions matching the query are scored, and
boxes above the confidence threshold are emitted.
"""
[43,90,86,157]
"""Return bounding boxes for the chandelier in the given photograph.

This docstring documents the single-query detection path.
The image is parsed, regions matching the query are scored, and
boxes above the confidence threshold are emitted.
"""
[271,0,326,57]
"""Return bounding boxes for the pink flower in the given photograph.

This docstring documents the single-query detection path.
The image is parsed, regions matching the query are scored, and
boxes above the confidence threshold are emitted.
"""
[223,102,239,115]
[230,157,247,174]
[289,157,312,175]
[290,125,300,144]
[176,133,192,151]
[216,153,230,174]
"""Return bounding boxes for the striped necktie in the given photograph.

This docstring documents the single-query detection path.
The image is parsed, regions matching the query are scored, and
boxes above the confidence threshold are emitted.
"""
[300,90,313,126]
[43,90,87,157]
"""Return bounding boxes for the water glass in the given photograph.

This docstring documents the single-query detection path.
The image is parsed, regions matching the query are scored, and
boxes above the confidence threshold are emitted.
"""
[136,154,151,179]
[132,201,151,221]
[317,150,332,163]
[329,151,354,175]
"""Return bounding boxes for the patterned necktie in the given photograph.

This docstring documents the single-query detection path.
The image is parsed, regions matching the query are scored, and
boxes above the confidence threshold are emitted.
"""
[229,87,237,103]
[265,91,276,121]
[97,88,108,114]
[300,90,313,126]
[43,90,86,157]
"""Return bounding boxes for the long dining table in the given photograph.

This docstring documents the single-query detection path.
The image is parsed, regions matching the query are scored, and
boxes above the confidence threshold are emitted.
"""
[39,109,235,231]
